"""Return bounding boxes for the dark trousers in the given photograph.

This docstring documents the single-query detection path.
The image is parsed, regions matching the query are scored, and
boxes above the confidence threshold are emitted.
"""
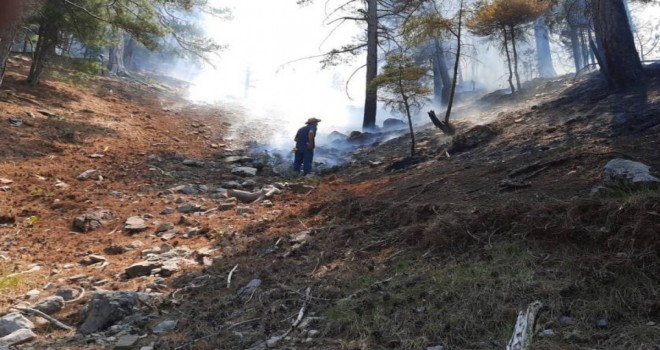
[293,149,314,175]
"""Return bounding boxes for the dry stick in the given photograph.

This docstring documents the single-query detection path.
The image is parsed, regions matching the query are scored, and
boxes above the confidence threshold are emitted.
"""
[63,286,86,304]
[13,307,73,331]
[292,287,312,328]
[227,264,239,289]
[506,301,544,350]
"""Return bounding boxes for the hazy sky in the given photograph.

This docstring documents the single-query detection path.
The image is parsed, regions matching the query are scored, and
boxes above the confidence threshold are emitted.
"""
[189,0,660,138]
[189,0,367,134]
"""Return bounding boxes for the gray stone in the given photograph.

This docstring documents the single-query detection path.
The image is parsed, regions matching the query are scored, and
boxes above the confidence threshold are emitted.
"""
[237,279,261,296]
[158,263,179,277]
[25,289,40,300]
[56,288,80,301]
[540,329,555,337]
[33,296,65,315]
[155,222,174,234]
[124,217,148,233]
[176,204,205,214]
[241,179,257,188]
[236,207,255,215]
[160,208,174,215]
[77,169,101,181]
[104,245,128,255]
[218,202,237,211]
[72,210,111,233]
[170,184,207,195]
[0,313,34,337]
[221,181,243,189]
[152,320,177,334]
[114,334,140,349]
[0,329,36,347]
[291,230,310,243]
[232,167,258,177]
[160,231,177,240]
[595,318,608,328]
[182,159,205,167]
[382,118,407,130]
[125,261,162,278]
[426,346,444,350]
[79,292,142,334]
[603,159,659,184]
[184,227,208,238]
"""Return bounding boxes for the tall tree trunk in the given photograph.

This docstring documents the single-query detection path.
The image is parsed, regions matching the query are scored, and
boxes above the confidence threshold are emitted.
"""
[502,26,515,94]
[108,32,128,76]
[432,38,452,106]
[27,21,58,86]
[404,96,415,157]
[579,29,589,69]
[363,0,378,130]
[569,26,584,72]
[123,35,136,71]
[533,17,556,78]
[0,24,18,87]
[587,28,597,65]
[444,0,463,125]
[592,0,644,89]
[510,25,522,91]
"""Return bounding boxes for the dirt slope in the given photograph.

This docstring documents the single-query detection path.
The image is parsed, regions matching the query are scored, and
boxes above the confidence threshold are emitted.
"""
[1,57,659,350]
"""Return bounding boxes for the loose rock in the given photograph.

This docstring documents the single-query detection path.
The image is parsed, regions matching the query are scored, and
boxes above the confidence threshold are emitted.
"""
[33,296,65,315]
[124,217,148,233]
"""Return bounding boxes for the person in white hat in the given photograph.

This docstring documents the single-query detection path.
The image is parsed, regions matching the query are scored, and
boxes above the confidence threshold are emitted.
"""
[293,117,321,175]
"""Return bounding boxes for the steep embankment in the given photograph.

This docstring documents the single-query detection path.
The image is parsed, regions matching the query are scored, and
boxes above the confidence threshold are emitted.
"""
[0,55,659,350]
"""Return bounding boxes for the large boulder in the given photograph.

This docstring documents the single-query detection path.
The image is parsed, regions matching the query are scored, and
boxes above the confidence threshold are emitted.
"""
[33,296,65,315]
[0,313,34,337]
[72,210,112,233]
[603,159,659,185]
[78,292,141,334]
[382,118,407,130]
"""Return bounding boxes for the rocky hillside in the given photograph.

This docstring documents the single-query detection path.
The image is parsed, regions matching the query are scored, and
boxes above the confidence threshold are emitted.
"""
[0,56,659,349]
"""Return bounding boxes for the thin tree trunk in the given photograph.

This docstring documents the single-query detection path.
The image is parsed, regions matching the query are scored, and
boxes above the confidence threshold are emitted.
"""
[502,26,515,94]
[510,25,522,91]
[363,0,378,130]
[444,0,463,125]
[569,26,584,72]
[0,24,18,87]
[579,29,589,69]
[592,0,644,89]
[433,38,452,106]
[404,97,415,157]
[28,22,57,86]
[587,28,597,64]
[534,17,556,78]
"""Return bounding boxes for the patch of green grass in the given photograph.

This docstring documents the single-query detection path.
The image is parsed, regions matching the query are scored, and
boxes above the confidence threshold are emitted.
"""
[0,272,22,291]
[321,238,660,349]
[597,183,660,201]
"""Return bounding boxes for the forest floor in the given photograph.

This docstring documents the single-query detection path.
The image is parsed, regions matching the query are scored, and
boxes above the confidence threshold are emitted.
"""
[0,55,659,350]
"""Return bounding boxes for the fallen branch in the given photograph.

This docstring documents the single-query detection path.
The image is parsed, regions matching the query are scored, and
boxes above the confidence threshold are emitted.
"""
[506,301,544,350]
[292,287,312,328]
[508,158,571,179]
[227,264,239,289]
[13,307,73,331]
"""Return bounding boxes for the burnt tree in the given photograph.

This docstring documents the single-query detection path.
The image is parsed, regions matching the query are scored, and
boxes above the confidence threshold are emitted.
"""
[591,0,644,89]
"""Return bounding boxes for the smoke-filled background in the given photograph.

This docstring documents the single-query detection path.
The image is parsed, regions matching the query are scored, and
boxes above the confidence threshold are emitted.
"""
[184,0,659,151]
